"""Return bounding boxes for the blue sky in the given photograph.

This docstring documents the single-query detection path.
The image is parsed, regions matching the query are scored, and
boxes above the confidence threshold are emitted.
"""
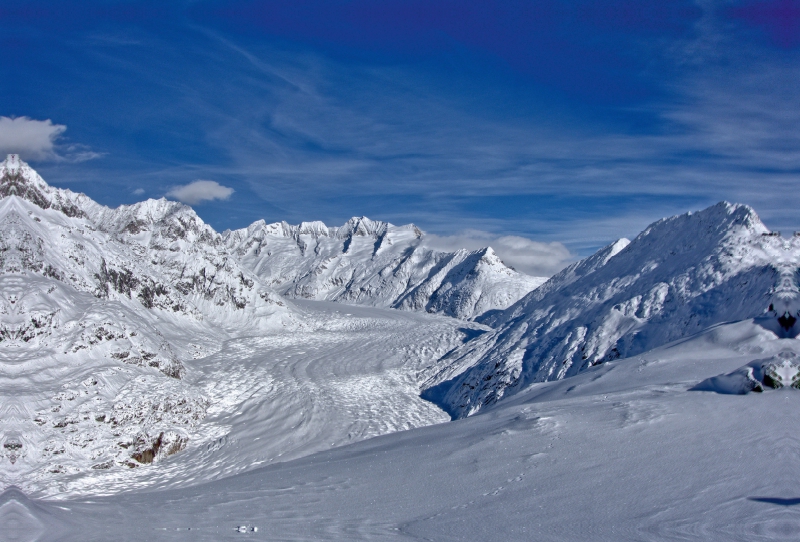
[1,0,799,274]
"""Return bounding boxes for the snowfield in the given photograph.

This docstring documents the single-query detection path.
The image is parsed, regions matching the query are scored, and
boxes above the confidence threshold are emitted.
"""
[3,154,800,541]
[9,320,800,541]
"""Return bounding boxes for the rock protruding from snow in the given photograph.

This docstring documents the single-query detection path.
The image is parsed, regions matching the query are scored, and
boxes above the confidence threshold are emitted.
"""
[225,218,545,320]
[426,202,797,418]
[692,350,800,394]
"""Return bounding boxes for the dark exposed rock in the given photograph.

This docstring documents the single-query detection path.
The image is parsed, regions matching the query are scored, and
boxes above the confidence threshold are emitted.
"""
[0,162,85,218]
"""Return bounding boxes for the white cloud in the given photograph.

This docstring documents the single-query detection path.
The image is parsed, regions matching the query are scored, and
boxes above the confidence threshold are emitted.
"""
[132,188,145,195]
[422,230,573,277]
[0,116,66,161]
[0,116,101,162]
[167,180,234,205]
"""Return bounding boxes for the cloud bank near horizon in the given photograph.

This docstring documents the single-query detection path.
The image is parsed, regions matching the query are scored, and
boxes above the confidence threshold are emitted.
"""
[422,231,573,277]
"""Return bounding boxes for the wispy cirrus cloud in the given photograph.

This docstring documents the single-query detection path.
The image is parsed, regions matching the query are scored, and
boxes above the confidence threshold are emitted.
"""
[18,1,800,254]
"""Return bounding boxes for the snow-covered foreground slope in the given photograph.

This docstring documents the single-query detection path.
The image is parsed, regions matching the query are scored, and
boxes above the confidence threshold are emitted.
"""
[12,319,800,541]
[426,202,798,418]
[225,217,545,320]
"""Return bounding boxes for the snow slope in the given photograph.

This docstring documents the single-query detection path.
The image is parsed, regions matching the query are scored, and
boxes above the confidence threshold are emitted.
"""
[11,318,800,541]
[0,155,297,493]
[225,217,545,320]
[425,202,799,418]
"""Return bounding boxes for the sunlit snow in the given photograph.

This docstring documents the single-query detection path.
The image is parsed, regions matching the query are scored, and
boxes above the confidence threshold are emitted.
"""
[3,154,800,541]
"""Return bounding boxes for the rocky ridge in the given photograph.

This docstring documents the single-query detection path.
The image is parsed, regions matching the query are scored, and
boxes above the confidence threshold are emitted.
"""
[0,154,294,487]
[425,202,799,418]
[225,218,545,321]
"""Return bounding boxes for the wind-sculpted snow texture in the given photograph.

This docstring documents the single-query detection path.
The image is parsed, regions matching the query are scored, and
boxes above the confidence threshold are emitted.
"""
[0,154,295,493]
[428,202,800,418]
[224,217,545,320]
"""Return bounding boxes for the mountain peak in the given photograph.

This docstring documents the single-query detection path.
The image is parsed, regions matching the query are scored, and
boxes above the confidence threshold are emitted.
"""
[338,216,390,238]
[4,153,20,172]
[0,154,86,218]
[426,201,784,418]
[637,201,766,245]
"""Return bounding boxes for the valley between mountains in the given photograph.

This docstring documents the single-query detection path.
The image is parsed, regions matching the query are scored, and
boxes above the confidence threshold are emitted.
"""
[0,153,536,497]
[4,153,800,541]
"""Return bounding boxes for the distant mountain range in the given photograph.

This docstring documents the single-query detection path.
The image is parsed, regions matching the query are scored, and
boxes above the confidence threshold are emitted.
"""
[225,217,545,321]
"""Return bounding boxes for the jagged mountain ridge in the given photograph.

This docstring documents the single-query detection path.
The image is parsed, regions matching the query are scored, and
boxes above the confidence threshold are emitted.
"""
[1,153,544,323]
[425,202,796,418]
[0,154,541,490]
[0,155,292,328]
[0,154,295,484]
[224,218,545,321]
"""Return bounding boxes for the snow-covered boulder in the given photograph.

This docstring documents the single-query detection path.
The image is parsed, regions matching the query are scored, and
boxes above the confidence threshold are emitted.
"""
[692,350,800,394]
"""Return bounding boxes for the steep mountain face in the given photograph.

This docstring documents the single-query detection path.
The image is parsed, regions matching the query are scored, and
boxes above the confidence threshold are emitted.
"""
[0,155,291,329]
[425,202,796,418]
[225,218,545,320]
[0,155,294,484]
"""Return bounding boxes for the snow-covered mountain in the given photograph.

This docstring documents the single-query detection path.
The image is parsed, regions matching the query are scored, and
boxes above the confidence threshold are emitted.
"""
[0,154,295,486]
[1,154,537,495]
[0,154,292,328]
[8,155,800,540]
[224,217,545,321]
[425,202,797,418]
